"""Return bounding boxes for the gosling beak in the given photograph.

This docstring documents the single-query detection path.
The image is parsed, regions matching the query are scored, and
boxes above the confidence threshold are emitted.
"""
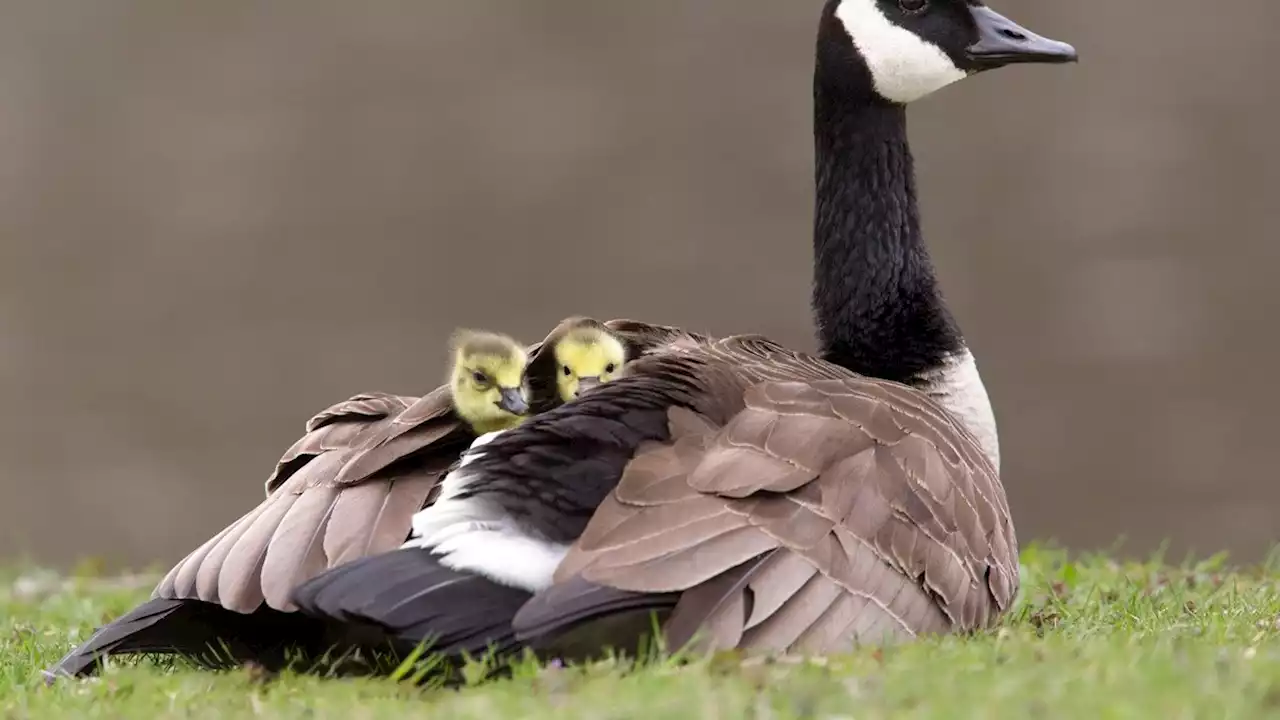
[496,387,529,416]
[575,377,601,397]
[964,6,1078,70]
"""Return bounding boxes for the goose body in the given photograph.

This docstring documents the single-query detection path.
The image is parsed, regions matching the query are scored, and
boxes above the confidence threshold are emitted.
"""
[45,0,1076,680]
[292,324,1009,657]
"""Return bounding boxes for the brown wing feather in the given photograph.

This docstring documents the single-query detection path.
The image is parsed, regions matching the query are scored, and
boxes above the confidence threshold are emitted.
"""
[155,386,464,611]
[663,554,773,653]
[154,513,244,600]
[552,343,1016,655]
[304,392,416,433]
[216,491,306,612]
[258,483,342,610]
[191,499,277,604]
[322,472,438,567]
[328,387,456,486]
[157,422,466,612]
[265,392,417,495]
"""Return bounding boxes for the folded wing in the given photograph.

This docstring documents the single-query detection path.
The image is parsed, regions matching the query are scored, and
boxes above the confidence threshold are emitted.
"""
[517,369,1016,655]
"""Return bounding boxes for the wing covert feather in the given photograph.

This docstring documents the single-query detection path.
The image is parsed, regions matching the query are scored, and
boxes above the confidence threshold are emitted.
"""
[546,369,1017,655]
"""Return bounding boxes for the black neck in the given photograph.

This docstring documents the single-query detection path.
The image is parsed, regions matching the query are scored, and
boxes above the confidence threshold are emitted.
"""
[811,82,963,384]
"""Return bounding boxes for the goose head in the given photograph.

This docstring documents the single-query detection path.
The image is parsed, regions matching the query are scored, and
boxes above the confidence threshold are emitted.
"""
[448,329,532,434]
[819,0,1077,104]
[551,322,629,401]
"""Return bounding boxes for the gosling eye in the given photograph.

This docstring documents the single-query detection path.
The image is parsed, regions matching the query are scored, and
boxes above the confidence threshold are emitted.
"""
[605,363,616,374]
[562,366,572,377]
[472,371,488,385]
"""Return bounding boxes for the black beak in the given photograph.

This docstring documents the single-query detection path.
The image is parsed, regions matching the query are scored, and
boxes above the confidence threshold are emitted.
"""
[496,387,529,416]
[965,6,1078,70]
[575,377,601,397]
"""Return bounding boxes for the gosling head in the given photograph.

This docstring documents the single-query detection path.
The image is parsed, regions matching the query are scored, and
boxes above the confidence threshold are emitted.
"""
[448,329,531,435]
[818,0,1077,105]
[552,323,628,401]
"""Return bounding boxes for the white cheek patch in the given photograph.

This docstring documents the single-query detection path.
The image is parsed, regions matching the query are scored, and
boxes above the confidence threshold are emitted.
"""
[835,0,967,103]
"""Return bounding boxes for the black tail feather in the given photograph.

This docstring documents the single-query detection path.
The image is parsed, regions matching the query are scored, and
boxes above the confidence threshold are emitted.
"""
[513,574,680,663]
[292,549,533,663]
[43,597,338,684]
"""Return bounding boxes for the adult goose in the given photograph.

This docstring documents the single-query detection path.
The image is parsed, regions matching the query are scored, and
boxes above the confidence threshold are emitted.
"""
[289,0,1077,660]
[45,0,1075,679]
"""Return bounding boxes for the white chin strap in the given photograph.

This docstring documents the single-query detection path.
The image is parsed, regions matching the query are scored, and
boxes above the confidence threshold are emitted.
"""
[835,0,967,103]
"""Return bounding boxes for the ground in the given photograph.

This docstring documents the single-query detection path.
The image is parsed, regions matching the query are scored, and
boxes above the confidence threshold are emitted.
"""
[3,544,1280,719]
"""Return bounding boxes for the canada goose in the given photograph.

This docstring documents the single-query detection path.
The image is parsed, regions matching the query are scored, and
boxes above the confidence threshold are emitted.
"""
[287,0,1075,661]
[44,0,1076,681]
[446,329,533,435]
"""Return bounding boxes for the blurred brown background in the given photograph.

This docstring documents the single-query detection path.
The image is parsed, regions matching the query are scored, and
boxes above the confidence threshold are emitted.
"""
[2,1,1277,570]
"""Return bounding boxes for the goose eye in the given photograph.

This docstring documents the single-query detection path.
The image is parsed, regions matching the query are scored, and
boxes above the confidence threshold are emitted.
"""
[562,366,572,377]
[899,0,927,13]
[605,363,616,374]
[472,371,488,385]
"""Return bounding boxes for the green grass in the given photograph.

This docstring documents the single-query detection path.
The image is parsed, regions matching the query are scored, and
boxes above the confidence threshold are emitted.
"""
[4,544,1280,719]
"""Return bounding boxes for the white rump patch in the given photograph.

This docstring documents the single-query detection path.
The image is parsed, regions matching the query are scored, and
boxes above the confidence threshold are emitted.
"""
[915,349,1000,471]
[835,0,967,103]
[401,429,571,593]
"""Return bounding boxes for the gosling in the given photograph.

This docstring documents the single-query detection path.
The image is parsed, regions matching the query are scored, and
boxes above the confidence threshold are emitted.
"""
[552,321,628,401]
[448,329,532,435]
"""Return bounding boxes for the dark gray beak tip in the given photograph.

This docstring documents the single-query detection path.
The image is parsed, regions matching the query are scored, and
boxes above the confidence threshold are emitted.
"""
[496,387,529,416]
[575,377,602,397]
[965,6,1078,69]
